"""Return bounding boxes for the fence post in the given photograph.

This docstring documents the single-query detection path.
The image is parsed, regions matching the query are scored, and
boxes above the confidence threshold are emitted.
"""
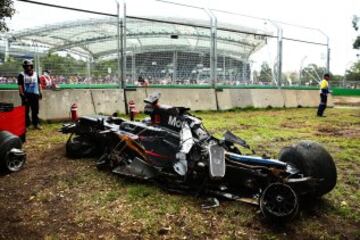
[4,38,9,63]
[173,51,177,83]
[86,56,92,78]
[326,36,330,74]
[267,20,283,87]
[211,13,217,89]
[122,2,127,88]
[205,8,217,89]
[116,1,121,88]
[120,4,125,89]
[277,27,283,87]
[120,1,128,114]
[317,29,330,74]
[206,9,219,110]
[223,55,226,84]
[131,50,136,84]
[116,0,128,114]
[32,41,41,76]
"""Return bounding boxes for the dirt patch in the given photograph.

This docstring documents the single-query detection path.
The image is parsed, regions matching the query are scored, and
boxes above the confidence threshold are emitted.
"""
[280,121,309,129]
[228,124,252,130]
[0,143,132,239]
[316,125,360,137]
[333,96,360,107]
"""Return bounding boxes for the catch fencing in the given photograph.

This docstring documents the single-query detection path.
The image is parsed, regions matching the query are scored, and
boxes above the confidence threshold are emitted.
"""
[0,0,336,88]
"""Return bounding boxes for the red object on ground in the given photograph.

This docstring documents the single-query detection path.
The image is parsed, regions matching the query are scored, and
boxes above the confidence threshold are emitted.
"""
[0,106,26,137]
[71,103,78,121]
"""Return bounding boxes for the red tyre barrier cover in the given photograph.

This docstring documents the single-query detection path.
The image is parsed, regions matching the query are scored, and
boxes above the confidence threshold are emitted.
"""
[0,106,26,137]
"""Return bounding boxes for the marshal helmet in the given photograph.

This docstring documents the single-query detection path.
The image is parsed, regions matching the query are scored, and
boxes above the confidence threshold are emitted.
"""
[22,59,34,68]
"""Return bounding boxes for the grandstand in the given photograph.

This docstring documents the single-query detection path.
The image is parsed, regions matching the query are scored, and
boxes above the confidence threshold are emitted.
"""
[0,16,268,85]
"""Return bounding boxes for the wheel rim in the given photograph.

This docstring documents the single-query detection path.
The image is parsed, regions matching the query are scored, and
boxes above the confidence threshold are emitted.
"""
[260,183,298,218]
[6,153,25,172]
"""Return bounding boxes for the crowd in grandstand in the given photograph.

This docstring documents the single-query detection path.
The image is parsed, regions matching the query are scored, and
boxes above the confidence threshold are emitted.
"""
[0,74,119,86]
[0,76,17,84]
[0,74,254,86]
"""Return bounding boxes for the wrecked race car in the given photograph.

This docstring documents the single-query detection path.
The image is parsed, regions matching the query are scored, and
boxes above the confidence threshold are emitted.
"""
[60,92,337,221]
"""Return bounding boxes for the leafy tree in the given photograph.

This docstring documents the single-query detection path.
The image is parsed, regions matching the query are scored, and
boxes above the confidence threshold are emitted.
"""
[92,59,118,77]
[40,54,87,76]
[0,57,22,76]
[346,16,360,83]
[345,60,360,82]
[300,63,326,84]
[258,62,273,83]
[329,74,343,82]
[352,15,360,49]
[0,0,15,32]
[285,71,298,85]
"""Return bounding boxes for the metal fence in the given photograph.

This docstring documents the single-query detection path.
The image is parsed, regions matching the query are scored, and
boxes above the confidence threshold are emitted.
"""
[0,0,347,88]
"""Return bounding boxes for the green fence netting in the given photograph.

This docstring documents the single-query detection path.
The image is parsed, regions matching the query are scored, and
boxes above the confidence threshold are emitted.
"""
[0,84,359,96]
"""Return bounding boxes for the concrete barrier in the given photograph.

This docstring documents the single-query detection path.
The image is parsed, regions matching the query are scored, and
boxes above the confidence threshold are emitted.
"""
[40,89,94,120]
[296,90,319,107]
[0,88,333,120]
[217,89,255,110]
[0,90,21,106]
[216,89,313,109]
[127,88,217,112]
[282,90,298,108]
[90,89,125,115]
[217,89,328,109]
[0,89,125,120]
[250,89,285,108]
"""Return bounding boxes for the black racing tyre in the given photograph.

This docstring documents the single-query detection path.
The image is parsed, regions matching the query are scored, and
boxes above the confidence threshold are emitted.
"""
[66,135,96,158]
[260,183,299,221]
[279,140,337,197]
[0,131,26,172]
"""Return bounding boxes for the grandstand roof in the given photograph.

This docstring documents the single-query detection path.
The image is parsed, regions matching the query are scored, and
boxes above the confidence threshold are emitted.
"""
[4,16,270,61]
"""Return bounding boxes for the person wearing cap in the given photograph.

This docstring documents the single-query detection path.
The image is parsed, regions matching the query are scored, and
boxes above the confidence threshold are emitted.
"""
[17,59,43,130]
[317,73,330,117]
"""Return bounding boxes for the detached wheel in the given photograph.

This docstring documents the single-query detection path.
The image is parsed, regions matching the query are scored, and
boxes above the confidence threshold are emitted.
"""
[260,183,299,221]
[279,140,337,197]
[66,134,96,158]
[0,131,26,172]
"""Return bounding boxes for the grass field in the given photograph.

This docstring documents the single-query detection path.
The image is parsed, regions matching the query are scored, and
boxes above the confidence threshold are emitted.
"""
[0,108,359,239]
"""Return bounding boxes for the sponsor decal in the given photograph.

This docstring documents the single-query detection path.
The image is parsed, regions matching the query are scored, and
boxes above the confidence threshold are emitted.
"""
[168,115,182,128]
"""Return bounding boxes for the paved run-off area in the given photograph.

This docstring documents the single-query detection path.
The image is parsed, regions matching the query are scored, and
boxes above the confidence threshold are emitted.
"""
[0,108,359,239]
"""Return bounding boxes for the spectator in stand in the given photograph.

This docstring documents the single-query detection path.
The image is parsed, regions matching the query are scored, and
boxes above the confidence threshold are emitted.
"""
[137,74,149,86]
[138,75,144,85]
[39,70,52,89]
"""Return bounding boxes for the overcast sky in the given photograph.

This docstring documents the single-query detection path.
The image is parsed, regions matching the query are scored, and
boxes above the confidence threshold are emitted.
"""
[7,0,360,74]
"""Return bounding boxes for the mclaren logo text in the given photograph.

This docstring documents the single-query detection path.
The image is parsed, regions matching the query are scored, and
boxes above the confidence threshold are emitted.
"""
[168,116,182,128]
